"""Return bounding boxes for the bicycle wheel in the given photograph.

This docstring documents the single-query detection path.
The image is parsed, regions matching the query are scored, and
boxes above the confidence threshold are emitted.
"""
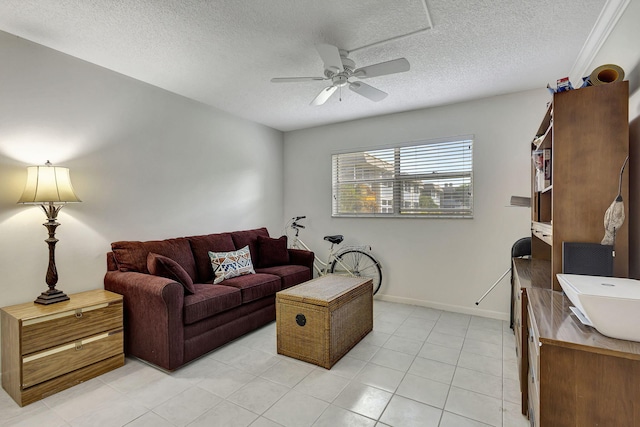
[330,250,382,295]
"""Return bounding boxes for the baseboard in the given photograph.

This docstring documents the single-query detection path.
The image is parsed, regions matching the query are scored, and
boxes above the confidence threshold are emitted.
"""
[374,294,509,321]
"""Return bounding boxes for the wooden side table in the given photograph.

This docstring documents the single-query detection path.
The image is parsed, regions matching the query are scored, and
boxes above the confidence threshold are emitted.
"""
[1,289,124,406]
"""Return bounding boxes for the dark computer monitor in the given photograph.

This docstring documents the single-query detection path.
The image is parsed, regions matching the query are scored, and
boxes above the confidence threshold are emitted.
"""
[562,242,614,277]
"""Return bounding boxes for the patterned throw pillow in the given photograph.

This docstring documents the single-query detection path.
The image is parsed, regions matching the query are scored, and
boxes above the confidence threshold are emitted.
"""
[209,245,255,284]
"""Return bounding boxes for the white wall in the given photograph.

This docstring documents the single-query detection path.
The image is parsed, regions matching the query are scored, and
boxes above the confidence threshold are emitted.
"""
[0,31,285,312]
[284,89,550,319]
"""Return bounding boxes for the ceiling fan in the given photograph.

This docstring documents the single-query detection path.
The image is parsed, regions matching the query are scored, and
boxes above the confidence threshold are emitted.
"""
[271,43,410,106]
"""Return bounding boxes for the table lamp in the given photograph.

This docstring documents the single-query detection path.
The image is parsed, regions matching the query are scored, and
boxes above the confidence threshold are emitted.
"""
[17,161,82,304]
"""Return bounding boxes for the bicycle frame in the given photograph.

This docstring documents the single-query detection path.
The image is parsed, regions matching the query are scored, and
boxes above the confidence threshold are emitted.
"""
[290,230,363,278]
[290,234,332,276]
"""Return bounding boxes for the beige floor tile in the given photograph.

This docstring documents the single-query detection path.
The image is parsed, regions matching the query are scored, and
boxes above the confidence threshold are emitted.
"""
[379,395,442,427]
[312,405,376,427]
[445,387,503,426]
[407,356,456,385]
[333,382,392,419]
[263,390,329,427]
[293,369,350,402]
[395,373,450,408]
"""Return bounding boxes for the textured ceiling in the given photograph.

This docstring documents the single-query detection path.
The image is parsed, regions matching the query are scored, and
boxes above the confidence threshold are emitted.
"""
[0,0,624,131]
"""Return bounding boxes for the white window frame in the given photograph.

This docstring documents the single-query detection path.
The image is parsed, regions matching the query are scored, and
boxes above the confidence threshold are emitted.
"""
[331,135,474,218]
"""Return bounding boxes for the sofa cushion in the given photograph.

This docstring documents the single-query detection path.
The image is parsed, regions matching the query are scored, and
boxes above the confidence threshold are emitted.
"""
[255,264,311,290]
[256,235,290,268]
[188,233,236,283]
[230,227,269,265]
[183,284,242,325]
[147,252,196,294]
[223,273,281,303]
[111,238,198,282]
[209,245,255,284]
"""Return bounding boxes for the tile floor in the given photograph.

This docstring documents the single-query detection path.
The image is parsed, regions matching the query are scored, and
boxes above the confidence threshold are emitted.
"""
[1,301,529,427]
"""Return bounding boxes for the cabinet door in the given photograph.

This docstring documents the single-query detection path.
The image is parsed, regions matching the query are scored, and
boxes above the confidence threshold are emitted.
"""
[527,303,540,426]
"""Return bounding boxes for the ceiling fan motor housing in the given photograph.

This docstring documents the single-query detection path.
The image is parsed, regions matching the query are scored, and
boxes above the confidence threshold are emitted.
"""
[340,55,355,72]
[332,75,348,87]
[323,53,355,79]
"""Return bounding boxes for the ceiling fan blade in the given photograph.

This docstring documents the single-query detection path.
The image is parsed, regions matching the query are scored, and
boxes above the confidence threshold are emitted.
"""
[354,58,410,79]
[348,82,388,102]
[271,77,326,83]
[316,43,344,73]
[311,86,337,106]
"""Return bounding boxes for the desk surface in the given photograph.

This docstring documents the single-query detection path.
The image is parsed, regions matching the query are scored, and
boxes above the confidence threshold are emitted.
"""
[513,258,640,359]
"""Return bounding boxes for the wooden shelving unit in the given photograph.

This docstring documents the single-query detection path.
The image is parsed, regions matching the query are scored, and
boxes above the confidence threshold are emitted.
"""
[514,81,632,425]
[530,81,629,290]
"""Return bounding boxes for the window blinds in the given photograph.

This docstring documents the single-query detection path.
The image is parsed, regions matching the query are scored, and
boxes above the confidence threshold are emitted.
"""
[332,138,473,218]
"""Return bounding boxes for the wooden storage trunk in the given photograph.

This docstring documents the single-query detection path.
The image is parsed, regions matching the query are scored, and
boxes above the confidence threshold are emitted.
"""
[276,274,373,369]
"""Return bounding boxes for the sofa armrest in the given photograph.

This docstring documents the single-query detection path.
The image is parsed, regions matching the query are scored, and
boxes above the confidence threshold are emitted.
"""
[288,248,314,272]
[104,270,184,370]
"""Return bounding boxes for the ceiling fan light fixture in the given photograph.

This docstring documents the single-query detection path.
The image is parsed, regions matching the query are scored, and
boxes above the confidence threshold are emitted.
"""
[332,75,348,87]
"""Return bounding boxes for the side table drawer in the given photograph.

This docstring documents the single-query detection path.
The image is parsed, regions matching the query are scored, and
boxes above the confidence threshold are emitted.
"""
[22,301,123,354]
[22,329,123,388]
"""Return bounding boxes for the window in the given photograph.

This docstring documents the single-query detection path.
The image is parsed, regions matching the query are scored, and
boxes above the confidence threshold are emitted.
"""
[332,136,473,218]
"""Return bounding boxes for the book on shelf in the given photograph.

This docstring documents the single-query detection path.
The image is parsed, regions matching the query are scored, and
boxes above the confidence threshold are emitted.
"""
[532,150,544,191]
[532,149,552,191]
[543,148,551,188]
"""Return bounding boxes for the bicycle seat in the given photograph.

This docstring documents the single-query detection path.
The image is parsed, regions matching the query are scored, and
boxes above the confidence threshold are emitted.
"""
[324,235,344,244]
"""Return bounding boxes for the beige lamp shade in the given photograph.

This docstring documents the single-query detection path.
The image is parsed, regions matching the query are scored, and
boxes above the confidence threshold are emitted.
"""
[17,162,81,204]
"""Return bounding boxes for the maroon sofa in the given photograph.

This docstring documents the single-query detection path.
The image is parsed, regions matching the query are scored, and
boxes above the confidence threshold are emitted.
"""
[104,227,313,371]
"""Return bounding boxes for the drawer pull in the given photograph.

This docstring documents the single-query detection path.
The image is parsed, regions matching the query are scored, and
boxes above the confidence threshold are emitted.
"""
[23,332,110,362]
[75,309,83,318]
[22,302,109,326]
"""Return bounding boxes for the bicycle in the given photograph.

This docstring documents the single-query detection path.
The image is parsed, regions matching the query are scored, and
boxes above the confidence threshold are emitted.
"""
[285,216,383,295]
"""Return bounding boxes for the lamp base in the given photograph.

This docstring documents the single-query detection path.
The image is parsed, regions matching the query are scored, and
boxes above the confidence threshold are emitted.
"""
[34,288,70,305]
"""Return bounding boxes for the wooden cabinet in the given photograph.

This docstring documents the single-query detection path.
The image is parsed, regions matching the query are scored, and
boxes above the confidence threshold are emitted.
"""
[513,258,549,417]
[530,81,629,290]
[1,290,124,406]
[514,260,640,426]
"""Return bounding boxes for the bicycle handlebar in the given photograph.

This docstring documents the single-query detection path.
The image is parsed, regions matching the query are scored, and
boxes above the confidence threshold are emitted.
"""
[290,216,306,229]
